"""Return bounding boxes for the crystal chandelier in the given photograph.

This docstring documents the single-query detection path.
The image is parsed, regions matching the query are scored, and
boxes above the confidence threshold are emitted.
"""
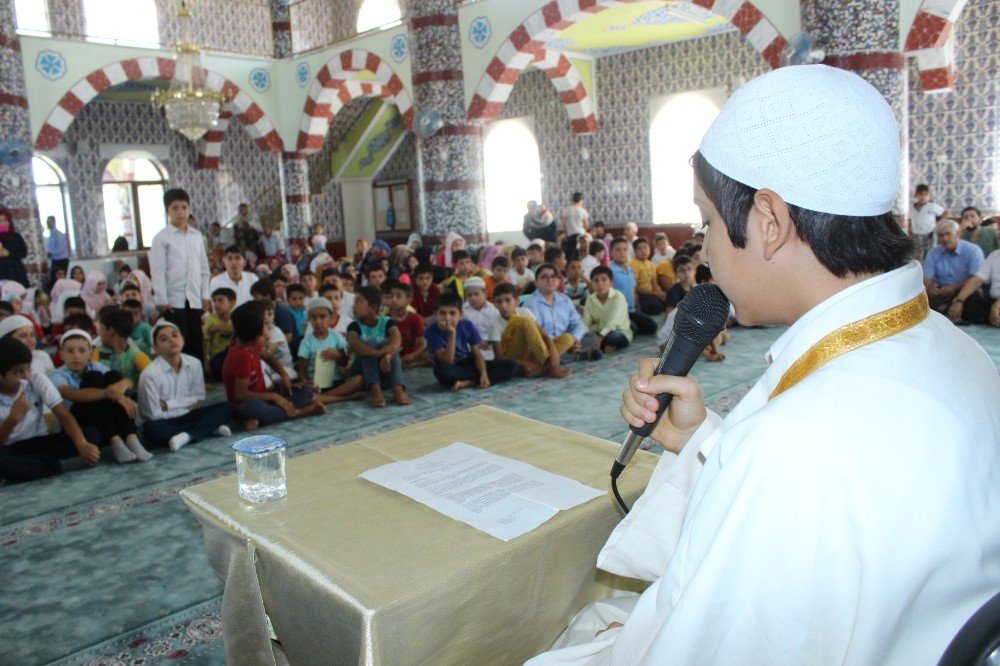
[152,0,226,141]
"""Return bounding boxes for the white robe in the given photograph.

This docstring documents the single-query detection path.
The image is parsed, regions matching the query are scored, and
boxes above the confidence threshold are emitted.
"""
[528,261,1000,665]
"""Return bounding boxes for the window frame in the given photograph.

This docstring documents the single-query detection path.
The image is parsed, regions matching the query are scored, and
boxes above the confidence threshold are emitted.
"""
[101,155,170,251]
[31,155,75,257]
[483,116,544,235]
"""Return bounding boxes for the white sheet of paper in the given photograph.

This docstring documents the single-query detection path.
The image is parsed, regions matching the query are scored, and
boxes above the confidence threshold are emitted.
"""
[360,442,605,541]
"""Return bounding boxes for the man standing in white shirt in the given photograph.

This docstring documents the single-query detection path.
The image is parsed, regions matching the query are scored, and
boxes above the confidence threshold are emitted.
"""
[530,65,1000,666]
[908,183,949,261]
[148,189,212,364]
[209,245,258,306]
[561,192,590,260]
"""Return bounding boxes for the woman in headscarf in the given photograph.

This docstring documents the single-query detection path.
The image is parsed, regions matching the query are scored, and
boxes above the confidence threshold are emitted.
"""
[281,263,300,284]
[0,209,30,286]
[49,277,81,324]
[435,232,466,269]
[125,268,154,305]
[81,271,112,316]
[310,252,333,277]
[522,200,558,243]
[388,245,411,282]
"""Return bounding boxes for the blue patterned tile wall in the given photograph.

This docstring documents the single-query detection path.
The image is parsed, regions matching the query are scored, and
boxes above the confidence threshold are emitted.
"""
[909,0,1000,213]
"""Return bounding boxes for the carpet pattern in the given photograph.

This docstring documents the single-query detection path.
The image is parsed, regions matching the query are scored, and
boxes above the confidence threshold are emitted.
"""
[4,324,999,665]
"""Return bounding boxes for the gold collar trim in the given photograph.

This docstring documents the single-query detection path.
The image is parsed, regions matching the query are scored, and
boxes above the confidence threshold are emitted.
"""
[769,292,930,401]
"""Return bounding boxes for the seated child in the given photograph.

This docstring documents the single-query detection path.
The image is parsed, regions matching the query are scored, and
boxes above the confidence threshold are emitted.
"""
[441,250,473,299]
[489,284,568,378]
[94,307,152,389]
[383,280,428,368]
[137,321,233,451]
[411,265,441,322]
[50,329,151,463]
[581,241,606,281]
[507,247,536,292]
[33,290,52,335]
[296,297,363,403]
[0,337,101,482]
[665,255,696,314]
[564,257,589,308]
[0,315,55,376]
[583,266,633,354]
[204,287,236,381]
[629,237,666,315]
[425,293,519,391]
[261,299,297,381]
[346,287,411,408]
[122,299,153,356]
[222,301,324,430]
[485,255,510,301]
[300,270,318,300]
[318,283,351,335]
[462,277,499,361]
[286,283,308,338]
[310,223,327,253]
[366,266,387,292]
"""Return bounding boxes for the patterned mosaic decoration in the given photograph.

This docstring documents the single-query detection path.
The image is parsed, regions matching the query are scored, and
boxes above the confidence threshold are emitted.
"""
[467,0,786,125]
[34,49,67,81]
[296,61,311,87]
[249,67,271,93]
[390,33,409,62]
[297,48,414,152]
[469,16,492,48]
[33,57,283,154]
[288,0,363,54]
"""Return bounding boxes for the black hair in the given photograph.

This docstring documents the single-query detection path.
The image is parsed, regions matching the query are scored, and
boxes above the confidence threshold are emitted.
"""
[491,255,510,269]
[915,183,930,194]
[592,220,605,229]
[544,247,565,263]
[356,286,382,309]
[212,287,237,302]
[692,151,912,278]
[163,188,190,208]
[318,283,339,296]
[231,301,265,342]
[633,237,649,249]
[534,262,558,279]
[0,302,14,316]
[588,241,606,256]
[572,192,584,204]
[437,292,463,311]
[590,265,613,281]
[63,312,93,332]
[493,283,519,300]
[118,265,131,275]
[322,268,340,280]
[673,255,693,270]
[451,249,470,263]
[413,264,435,278]
[120,282,141,295]
[122,298,143,311]
[962,206,982,217]
[688,243,702,254]
[367,264,386,276]
[384,279,412,297]
[511,247,527,259]
[300,270,314,278]
[271,272,288,284]
[99,307,134,338]
[286,283,306,296]
[610,236,630,249]
[0,337,32,374]
[695,264,713,284]
[249,278,276,300]
[224,245,241,256]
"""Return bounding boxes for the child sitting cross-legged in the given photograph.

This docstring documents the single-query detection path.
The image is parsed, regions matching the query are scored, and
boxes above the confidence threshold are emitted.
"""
[425,292,520,391]
[50,329,151,463]
[204,288,236,381]
[222,301,325,430]
[94,307,152,390]
[296,297,364,403]
[488,283,569,379]
[261,299,297,383]
[138,321,234,451]
[346,287,411,408]
[383,280,428,368]
[582,265,633,354]
[0,337,101,483]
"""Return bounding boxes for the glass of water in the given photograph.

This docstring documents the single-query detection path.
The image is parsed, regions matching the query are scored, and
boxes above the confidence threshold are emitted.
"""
[231,435,288,503]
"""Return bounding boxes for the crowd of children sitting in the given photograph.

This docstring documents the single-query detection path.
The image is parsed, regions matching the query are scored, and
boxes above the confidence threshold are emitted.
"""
[0,188,721,485]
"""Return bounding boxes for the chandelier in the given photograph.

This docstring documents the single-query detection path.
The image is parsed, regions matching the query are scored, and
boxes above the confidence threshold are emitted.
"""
[152,0,226,141]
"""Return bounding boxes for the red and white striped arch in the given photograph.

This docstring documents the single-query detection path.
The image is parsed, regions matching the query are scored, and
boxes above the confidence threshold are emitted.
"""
[296,49,414,152]
[905,0,969,93]
[531,48,598,133]
[33,57,284,152]
[468,0,786,123]
[195,110,233,169]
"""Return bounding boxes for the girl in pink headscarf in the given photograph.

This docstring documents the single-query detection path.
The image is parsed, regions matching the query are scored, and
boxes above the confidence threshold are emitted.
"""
[435,232,466,268]
[125,268,154,304]
[81,271,112,316]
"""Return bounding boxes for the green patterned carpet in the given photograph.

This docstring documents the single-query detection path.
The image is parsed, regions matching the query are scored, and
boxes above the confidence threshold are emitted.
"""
[3,324,999,665]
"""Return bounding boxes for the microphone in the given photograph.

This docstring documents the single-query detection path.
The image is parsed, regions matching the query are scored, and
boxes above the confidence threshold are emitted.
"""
[610,284,730,512]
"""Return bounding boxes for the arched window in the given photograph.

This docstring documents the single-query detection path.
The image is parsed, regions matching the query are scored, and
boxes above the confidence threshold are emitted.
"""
[649,89,724,225]
[14,0,50,34]
[83,0,159,46]
[32,156,74,255]
[484,118,543,234]
[357,0,402,33]
[102,154,169,251]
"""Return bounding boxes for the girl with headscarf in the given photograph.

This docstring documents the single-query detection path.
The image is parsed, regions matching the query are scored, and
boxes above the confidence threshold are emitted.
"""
[49,278,81,324]
[436,232,466,269]
[0,209,30,286]
[81,271,112,316]
[522,200,558,243]
[310,252,333,277]
[125,268,154,305]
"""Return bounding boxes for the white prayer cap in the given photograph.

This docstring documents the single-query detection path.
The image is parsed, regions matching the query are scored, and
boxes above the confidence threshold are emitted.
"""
[60,329,93,346]
[0,315,34,339]
[150,319,181,346]
[306,297,335,313]
[464,277,487,292]
[699,65,899,216]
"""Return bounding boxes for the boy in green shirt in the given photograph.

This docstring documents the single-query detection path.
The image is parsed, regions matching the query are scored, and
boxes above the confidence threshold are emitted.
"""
[122,299,152,356]
[203,287,235,380]
[582,265,632,354]
[93,307,152,391]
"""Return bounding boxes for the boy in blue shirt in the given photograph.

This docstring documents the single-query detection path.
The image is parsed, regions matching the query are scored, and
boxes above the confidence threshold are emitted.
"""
[296,297,363,404]
[346,287,410,408]
[424,293,519,391]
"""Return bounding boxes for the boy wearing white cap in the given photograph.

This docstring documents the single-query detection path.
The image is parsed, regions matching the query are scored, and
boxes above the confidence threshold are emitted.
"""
[461,277,499,361]
[529,66,1000,665]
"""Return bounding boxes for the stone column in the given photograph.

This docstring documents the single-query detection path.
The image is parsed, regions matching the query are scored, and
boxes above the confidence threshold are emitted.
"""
[280,152,312,242]
[1,0,46,285]
[803,0,910,215]
[409,0,487,240]
[270,0,292,59]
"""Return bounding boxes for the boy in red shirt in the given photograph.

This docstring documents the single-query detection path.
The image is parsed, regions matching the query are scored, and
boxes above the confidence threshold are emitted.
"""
[222,301,324,430]
[411,264,440,322]
[383,280,428,368]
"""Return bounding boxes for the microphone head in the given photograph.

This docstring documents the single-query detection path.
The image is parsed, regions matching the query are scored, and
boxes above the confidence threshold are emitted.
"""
[674,284,731,346]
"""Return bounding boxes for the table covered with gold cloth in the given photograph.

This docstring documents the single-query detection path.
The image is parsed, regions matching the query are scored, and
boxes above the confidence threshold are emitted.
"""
[180,406,656,665]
